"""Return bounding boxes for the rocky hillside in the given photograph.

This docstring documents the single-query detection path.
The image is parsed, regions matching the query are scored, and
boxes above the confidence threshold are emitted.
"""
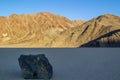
[70,14,120,47]
[0,12,119,47]
[0,12,75,46]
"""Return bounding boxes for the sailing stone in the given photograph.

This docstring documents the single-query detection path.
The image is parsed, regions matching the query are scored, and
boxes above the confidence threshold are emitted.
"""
[18,54,53,79]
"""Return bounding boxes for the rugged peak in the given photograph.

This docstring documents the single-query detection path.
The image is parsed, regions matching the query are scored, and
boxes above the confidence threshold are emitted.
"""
[9,14,19,18]
[35,12,71,23]
[37,12,57,16]
[96,14,120,20]
[75,14,120,47]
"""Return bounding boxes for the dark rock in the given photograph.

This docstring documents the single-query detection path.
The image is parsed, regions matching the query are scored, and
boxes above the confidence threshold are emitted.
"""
[18,54,53,79]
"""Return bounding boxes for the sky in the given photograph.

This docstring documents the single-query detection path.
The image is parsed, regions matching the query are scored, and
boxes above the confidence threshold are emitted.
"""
[0,0,120,20]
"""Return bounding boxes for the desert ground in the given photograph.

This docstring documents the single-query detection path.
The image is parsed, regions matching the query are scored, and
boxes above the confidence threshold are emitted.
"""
[0,49,120,80]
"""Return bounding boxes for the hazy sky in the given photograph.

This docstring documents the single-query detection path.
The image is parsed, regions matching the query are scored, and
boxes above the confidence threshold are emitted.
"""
[0,0,120,20]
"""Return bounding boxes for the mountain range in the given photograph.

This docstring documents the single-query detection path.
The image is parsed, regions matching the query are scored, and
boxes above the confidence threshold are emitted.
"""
[0,12,119,47]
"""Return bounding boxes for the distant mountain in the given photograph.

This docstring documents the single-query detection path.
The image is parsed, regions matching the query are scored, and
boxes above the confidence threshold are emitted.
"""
[0,12,119,47]
[0,12,75,46]
[79,14,120,47]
